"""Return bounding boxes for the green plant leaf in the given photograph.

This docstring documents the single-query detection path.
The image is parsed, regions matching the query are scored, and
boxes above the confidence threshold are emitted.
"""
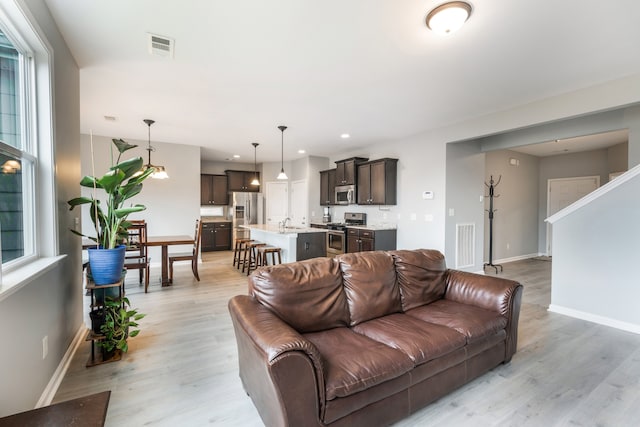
[79,175,103,189]
[112,157,144,181]
[112,138,138,154]
[67,196,93,209]
[97,170,125,194]
[129,330,140,338]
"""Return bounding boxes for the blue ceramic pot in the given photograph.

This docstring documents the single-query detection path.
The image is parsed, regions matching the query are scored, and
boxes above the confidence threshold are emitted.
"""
[88,245,126,285]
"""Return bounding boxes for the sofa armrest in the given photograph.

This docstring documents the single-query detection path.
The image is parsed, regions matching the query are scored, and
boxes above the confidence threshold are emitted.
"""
[445,270,523,362]
[228,295,326,427]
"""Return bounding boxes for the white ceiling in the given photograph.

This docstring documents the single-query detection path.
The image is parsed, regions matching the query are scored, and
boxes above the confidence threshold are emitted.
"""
[43,0,640,162]
[511,129,630,157]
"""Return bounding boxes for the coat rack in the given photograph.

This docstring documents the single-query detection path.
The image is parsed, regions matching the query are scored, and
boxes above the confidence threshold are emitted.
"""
[484,175,503,273]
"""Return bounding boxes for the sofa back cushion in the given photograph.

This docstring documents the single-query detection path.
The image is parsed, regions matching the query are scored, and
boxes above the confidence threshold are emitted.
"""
[337,251,400,326]
[389,249,447,311]
[249,257,349,333]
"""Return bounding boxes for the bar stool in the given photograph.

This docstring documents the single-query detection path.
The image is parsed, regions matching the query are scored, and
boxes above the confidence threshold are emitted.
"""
[244,242,266,275]
[256,246,283,267]
[233,238,254,270]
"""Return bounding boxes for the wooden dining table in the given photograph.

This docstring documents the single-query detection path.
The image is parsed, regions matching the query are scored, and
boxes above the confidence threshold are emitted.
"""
[146,235,195,286]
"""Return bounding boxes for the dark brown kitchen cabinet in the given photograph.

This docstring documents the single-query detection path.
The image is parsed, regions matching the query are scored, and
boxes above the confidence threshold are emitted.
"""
[226,170,260,192]
[296,233,327,260]
[319,168,336,206]
[201,174,229,205]
[357,158,398,205]
[201,222,232,252]
[346,228,396,253]
[334,157,368,186]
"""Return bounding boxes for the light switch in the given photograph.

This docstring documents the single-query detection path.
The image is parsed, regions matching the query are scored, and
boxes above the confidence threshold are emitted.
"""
[424,214,433,222]
[448,208,455,217]
[410,213,417,221]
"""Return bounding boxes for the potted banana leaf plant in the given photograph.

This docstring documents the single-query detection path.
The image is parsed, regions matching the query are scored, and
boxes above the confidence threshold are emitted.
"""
[68,138,154,284]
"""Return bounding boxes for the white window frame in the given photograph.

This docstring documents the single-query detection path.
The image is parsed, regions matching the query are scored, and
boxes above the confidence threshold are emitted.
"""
[0,0,62,299]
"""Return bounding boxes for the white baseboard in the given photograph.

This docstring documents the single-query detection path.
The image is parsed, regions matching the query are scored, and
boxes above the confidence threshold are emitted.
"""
[492,253,541,264]
[548,304,640,335]
[36,325,87,408]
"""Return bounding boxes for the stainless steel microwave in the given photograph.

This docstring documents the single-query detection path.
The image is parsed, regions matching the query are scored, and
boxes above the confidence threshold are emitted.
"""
[335,185,355,205]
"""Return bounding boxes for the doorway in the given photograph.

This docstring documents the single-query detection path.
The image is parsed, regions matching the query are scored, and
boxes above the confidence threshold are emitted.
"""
[290,180,308,227]
[546,175,599,255]
[266,181,288,226]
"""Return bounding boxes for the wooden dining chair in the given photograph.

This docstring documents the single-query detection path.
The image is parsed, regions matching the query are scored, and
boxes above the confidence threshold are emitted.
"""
[123,220,151,292]
[169,219,202,283]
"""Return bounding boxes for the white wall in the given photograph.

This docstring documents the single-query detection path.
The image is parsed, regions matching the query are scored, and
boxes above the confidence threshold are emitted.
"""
[80,134,201,264]
[330,135,447,252]
[549,168,640,331]
[0,0,82,416]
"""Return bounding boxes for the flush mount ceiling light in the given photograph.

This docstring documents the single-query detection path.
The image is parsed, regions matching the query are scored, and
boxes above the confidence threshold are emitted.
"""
[277,125,288,180]
[250,142,260,186]
[426,1,472,35]
[142,119,169,179]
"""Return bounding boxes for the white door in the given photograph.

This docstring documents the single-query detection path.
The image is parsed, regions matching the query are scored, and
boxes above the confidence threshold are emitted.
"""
[290,180,308,227]
[266,181,288,226]
[546,176,599,255]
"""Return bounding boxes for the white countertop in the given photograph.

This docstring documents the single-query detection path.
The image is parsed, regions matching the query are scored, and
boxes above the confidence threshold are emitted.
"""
[346,224,397,231]
[309,222,397,231]
[242,224,327,235]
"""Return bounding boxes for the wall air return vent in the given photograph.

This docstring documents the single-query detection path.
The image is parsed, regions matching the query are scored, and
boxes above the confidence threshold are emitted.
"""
[147,33,174,58]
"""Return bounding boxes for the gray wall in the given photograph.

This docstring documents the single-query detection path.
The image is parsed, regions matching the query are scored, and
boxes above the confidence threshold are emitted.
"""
[0,0,82,416]
[537,149,609,254]
[484,150,539,262]
[550,169,640,327]
[608,142,628,174]
[444,141,485,271]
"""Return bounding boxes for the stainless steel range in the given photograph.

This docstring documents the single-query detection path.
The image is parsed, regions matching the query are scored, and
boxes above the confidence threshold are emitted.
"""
[326,212,366,256]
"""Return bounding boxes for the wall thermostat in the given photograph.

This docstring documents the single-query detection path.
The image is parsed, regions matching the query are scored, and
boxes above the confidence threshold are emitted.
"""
[422,191,434,200]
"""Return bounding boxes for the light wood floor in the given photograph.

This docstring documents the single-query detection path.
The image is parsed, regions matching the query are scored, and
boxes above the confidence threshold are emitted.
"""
[54,254,640,426]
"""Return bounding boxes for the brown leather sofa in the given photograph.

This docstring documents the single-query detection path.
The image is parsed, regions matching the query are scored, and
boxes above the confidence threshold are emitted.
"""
[228,249,523,427]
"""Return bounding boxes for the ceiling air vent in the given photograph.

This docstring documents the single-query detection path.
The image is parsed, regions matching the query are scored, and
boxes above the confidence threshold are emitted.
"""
[147,33,174,58]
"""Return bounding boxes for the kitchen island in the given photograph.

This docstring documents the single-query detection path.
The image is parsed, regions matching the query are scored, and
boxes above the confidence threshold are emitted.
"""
[242,224,327,263]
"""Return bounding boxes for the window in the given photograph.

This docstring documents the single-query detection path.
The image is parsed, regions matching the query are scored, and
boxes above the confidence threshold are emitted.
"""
[0,23,36,269]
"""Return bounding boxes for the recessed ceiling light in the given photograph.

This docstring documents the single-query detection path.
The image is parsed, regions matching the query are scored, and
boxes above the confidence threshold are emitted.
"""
[298,149,306,154]
[233,154,240,158]
[340,133,350,139]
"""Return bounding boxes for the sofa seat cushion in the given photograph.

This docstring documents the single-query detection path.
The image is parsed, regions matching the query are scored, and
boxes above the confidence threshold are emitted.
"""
[304,327,413,401]
[407,299,507,342]
[352,313,466,366]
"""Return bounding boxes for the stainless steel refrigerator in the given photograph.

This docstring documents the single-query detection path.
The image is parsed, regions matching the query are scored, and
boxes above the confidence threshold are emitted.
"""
[230,192,263,242]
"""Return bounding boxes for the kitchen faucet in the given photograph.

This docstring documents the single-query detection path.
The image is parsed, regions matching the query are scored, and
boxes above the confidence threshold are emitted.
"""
[278,217,291,233]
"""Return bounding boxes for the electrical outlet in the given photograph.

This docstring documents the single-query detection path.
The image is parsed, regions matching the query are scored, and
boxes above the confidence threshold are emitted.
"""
[42,336,48,359]
[506,243,510,250]
[424,214,433,222]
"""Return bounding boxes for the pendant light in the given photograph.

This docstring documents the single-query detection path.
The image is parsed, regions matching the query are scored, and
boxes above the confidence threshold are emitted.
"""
[142,119,169,179]
[277,125,288,180]
[250,142,260,186]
